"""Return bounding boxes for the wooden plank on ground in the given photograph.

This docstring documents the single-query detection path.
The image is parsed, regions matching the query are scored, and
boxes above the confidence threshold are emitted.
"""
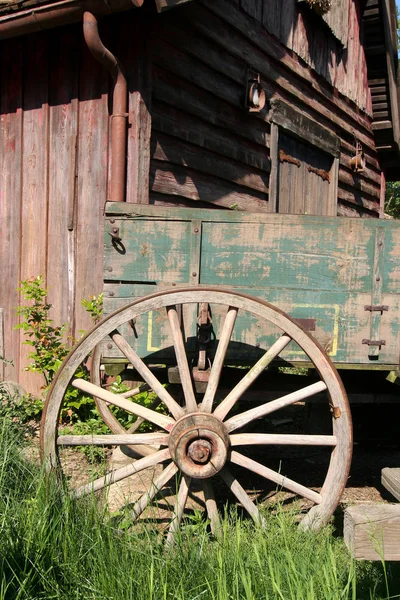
[382,468,400,502]
[344,504,400,560]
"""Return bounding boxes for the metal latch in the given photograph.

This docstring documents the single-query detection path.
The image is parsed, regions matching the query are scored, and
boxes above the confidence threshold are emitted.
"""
[364,305,388,313]
[362,339,386,346]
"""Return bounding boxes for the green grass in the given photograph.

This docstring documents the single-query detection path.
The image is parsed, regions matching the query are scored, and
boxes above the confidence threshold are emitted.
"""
[0,418,399,600]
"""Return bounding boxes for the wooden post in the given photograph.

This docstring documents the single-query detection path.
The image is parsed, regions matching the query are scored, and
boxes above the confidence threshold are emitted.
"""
[344,504,400,561]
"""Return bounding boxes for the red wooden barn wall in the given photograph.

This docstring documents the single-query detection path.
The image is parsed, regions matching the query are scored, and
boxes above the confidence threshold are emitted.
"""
[0,0,382,393]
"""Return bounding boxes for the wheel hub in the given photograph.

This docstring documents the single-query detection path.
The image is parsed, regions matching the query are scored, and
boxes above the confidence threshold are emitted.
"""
[169,413,230,479]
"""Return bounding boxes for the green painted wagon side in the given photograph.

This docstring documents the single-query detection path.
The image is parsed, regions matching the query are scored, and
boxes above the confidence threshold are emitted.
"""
[104,203,400,369]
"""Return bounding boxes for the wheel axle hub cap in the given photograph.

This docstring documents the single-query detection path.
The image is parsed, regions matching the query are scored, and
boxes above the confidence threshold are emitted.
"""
[169,413,230,479]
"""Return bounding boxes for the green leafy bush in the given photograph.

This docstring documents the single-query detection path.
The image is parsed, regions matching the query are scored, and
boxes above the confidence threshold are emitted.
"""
[13,277,104,424]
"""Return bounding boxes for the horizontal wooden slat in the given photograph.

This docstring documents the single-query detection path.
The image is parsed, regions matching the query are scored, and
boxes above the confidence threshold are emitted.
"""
[151,133,269,193]
[150,161,269,211]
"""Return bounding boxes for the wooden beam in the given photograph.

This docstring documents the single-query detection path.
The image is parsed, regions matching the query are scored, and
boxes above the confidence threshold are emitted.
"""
[344,504,400,561]
[382,468,400,502]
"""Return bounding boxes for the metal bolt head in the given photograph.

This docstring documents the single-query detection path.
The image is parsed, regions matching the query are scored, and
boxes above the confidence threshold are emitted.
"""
[187,439,212,464]
[107,343,113,350]
[194,228,199,233]
[192,272,197,277]
[107,266,113,272]
[109,291,115,297]
[110,218,115,224]
[376,276,381,282]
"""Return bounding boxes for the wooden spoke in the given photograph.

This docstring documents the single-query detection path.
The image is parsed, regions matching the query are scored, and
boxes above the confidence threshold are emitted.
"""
[110,330,185,420]
[202,480,221,536]
[74,448,171,498]
[225,380,327,433]
[230,451,322,504]
[219,467,261,523]
[214,334,292,421]
[166,306,197,413]
[132,461,179,520]
[72,379,175,431]
[201,307,238,413]
[165,475,192,547]
[230,433,337,447]
[57,432,169,446]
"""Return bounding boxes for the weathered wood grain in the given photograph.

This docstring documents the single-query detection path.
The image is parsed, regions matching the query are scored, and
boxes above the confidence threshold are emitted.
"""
[74,40,109,338]
[382,467,400,502]
[47,28,79,340]
[150,161,269,211]
[20,35,50,394]
[151,133,269,193]
[0,38,23,380]
[152,101,270,172]
[120,13,152,204]
[344,504,400,561]
[199,0,372,123]
[152,66,269,147]
[104,204,400,366]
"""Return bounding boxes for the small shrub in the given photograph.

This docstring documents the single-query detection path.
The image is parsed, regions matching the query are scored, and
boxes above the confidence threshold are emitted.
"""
[14,277,104,424]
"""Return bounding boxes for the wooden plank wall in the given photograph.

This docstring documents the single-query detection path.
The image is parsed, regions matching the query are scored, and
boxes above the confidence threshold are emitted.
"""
[149,0,381,217]
[0,15,147,394]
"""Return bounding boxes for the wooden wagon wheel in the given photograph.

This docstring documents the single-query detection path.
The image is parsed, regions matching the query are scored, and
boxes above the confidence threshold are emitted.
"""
[90,344,159,457]
[41,287,352,541]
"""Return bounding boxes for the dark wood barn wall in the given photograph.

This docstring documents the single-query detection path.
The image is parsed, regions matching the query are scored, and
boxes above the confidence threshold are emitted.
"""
[0,0,382,392]
[150,0,381,217]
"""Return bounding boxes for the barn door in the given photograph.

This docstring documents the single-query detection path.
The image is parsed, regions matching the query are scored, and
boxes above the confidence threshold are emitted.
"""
[269,99,340,217]
[277,132,335,216]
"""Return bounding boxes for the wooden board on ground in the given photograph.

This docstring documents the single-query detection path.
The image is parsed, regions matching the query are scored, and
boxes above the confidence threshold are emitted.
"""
[382,467,400,502]
[344,504,400,561]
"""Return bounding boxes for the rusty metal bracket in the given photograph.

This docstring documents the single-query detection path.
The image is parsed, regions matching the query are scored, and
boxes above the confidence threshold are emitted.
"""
[307,165,330,182]
[364,305,389,312]
[279,149,300,167]
[109,226,122,242]
[362,339,386,346]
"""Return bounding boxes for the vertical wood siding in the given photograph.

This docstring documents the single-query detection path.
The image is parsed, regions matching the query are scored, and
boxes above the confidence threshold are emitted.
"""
[0,39,23,382]
[0,17,142,394]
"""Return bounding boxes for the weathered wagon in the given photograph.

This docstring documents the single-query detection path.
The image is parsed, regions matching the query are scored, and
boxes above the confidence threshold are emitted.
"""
[1,0,400,538]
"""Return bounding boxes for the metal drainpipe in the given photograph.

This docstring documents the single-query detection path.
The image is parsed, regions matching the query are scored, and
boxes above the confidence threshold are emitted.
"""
[83,11,128,202]
[0,0,143,40]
